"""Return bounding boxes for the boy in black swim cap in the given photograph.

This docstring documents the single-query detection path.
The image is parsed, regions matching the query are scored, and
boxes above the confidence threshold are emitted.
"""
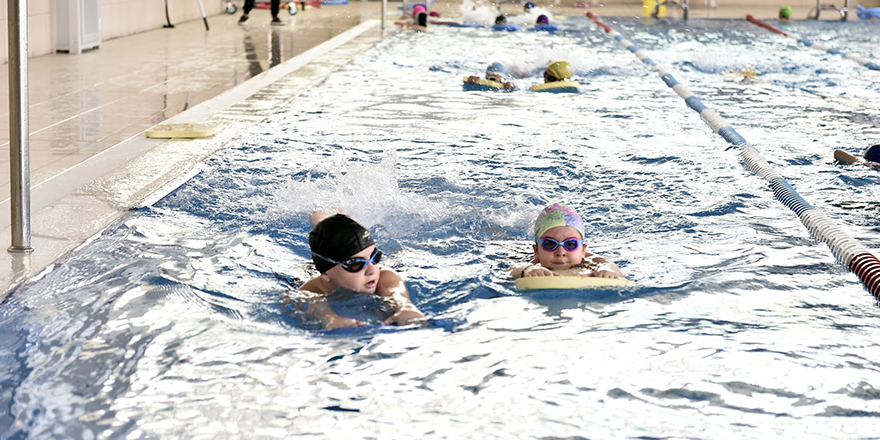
[300,211,425,329]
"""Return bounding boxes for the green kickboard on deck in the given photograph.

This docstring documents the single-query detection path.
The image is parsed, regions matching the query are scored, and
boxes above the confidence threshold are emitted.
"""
[146,122,222,139]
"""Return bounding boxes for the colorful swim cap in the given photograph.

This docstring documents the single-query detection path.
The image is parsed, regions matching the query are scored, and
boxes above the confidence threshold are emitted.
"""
[429,10,441,17]
[412,4,426,19]
[779,6,792,19]
[309,214,375,273]
[546,61,573,80]
[536,14,549,25]
[534,204,585,241]
[865,144,880,163]
[495,14,507,24]
[486,62,508,77]
[524,2,537,11]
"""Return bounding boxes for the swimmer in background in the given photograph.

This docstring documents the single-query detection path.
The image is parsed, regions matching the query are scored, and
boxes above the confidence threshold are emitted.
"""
[496,14,508,25]
[543,61,573,83]
[834,144,880,170]
[300,210,426,329]
[510,204,624,280]
[536,14,549,26]
[395,4,429,31]
[467,62,516,90]
[524,2,536,12]
[779,6,793,21]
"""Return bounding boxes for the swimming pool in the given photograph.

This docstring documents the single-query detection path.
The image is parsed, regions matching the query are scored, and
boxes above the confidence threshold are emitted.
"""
[2,15,880,438]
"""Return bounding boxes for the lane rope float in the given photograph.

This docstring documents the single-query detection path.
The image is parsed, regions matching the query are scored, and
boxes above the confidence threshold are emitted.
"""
[746,14,880,72]
[587,12,880,301]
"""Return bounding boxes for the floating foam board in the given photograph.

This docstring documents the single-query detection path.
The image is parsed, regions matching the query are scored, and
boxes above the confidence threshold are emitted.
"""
[529,81,580,93]
[145,122,222,139]
[462,76,510,91]
[515,276,635,290]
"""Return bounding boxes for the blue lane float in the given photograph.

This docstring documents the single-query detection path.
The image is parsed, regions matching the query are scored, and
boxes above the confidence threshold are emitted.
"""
[587,11,880,301]
[492,24,520,32]
[530,24,558,33]
[746,14,880,72]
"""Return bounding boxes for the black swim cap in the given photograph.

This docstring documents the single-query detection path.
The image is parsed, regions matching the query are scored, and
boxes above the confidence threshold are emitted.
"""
[417,12,428,27]
[865,144,880,163]
[309,214,375,273]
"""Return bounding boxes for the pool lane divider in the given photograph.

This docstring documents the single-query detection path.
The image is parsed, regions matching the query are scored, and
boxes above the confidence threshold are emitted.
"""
[586,12,880,301]
[745,15,880,72]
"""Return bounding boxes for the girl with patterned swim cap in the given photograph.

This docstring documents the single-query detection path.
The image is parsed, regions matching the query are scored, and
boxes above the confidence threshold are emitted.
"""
[299,210,425,329]
[510,204,624,280]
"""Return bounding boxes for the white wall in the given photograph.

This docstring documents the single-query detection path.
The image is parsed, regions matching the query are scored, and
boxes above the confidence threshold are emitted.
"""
[0,0,224,63]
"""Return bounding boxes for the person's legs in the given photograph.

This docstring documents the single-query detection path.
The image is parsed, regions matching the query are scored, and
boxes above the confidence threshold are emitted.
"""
[239,0,255,23]
[271,0,280,17]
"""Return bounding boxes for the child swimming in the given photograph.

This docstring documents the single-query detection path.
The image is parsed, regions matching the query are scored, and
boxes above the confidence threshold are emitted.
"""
[300,212,426,329]
[543,61,573,83]
[467,62,515,90]
[510,204,624,279]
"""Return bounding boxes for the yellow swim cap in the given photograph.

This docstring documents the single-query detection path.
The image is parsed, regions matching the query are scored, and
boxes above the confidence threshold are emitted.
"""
[546,61,573,80]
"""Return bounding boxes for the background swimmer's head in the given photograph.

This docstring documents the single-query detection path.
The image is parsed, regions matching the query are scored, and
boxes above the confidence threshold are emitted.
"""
[495,14,508,24]
[865,144,880,163]
[534,204,585,242]
[524,1,536,12]
[779,6,792,19]
[417,12,428,27]
[545,61,573,82]
[412,4,426,19]
[429,10,441,17]
[486,62,509,81]
[536,14,549,25]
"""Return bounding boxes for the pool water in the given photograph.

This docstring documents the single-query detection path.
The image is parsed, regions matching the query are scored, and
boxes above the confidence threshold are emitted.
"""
[2,16,880,438]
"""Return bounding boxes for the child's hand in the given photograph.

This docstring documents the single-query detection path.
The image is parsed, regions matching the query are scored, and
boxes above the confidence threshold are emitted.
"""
[325,316,366,329]
[384,306,426,326]
[524,266,556,277]
[589,265,623,279]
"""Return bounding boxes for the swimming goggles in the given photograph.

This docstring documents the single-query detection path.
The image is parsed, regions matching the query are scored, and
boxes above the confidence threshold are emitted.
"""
[312,248,382,273]
[544,71,559,82]
[537,237,583,252]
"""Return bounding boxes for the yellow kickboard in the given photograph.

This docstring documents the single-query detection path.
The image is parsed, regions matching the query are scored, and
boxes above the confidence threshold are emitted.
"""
[145,122,222,139]
[529,81,581,92]
[515,276,635,291]
[462,76,506,89]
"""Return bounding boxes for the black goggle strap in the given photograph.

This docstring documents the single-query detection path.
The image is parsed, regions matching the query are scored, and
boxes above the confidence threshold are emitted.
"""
[312,249,381,272]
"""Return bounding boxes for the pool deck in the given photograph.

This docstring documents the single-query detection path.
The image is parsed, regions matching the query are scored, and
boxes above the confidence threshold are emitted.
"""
[0,1,824,299]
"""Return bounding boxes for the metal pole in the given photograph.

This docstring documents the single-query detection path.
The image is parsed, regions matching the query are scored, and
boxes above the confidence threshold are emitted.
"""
[381,0,387,31]
[197,0,209,30]
[8,0,33,253]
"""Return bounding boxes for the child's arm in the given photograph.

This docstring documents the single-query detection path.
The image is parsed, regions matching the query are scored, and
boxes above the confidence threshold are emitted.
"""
[302,292,366,330]
[582,255,624,279]
[377,269,426,326]
[510,264,556,279]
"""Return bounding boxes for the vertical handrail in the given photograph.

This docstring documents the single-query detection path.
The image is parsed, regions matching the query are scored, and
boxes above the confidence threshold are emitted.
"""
[8,0,33,253]
[381,0,387,31]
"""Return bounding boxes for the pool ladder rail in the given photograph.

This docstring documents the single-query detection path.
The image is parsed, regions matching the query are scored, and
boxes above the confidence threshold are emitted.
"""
[651,0,688,19]
[809,0,850,20]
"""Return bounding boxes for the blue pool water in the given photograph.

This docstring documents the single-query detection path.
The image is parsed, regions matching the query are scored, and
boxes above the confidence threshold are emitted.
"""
[2,17,880,438]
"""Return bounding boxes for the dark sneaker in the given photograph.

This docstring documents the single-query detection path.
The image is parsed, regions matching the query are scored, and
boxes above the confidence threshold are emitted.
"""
[271,16,285,26]
[237,15,248,24]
